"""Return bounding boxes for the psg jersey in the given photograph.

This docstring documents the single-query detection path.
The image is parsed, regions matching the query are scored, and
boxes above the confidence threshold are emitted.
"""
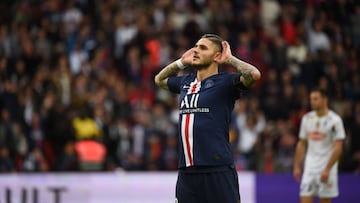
[168,72,246,168]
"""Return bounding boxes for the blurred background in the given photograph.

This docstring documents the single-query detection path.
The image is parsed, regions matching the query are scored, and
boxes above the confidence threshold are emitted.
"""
[0,0,359,180]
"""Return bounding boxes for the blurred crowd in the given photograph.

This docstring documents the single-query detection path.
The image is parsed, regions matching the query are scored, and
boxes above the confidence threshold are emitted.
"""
[0,0,359,174]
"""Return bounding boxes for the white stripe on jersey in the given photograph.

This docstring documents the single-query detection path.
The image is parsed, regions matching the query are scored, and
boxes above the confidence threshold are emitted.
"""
[188,114,194,164]
[181,114,194,166]
[181,78,199,167]
[194,94,199,107]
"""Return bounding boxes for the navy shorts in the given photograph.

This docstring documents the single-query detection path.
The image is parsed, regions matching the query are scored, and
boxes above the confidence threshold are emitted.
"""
[175,165,241,203]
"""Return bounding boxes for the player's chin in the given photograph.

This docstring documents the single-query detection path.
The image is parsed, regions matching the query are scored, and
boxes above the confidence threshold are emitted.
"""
[192,61,211,69]
[192,64,208,70]
[191,61,201,67]
[311,105,319,110]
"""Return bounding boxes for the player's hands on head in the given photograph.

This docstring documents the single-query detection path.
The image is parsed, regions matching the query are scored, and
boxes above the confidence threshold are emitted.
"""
[214,41,232,64]
[181,48,194,66]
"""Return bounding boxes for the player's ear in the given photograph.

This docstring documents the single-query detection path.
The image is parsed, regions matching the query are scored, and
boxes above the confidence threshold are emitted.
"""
[213,52,222,63]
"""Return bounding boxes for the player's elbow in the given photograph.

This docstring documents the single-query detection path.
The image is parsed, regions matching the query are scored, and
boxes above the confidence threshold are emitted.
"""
[241,68,261,87]
[154,73,165,87]
[154,74,168,90]
[154,74,161,87]
[252,69,261,81]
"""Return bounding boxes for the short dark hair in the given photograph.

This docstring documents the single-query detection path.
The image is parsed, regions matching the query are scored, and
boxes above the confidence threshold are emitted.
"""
[201,34,223,52]
[310,87,328,98]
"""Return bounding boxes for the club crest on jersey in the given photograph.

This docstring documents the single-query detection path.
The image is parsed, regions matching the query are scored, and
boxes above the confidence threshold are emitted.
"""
[204,79,214,88]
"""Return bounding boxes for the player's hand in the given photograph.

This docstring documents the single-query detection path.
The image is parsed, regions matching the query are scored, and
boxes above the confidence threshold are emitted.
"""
[214,41,232,64]
[320,168,330,183]
[180,48,194,66]
[293,167,302,182]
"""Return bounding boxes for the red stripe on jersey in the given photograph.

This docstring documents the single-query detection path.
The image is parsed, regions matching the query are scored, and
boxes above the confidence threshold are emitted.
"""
[184,114,193,166]
[190,83,198,94]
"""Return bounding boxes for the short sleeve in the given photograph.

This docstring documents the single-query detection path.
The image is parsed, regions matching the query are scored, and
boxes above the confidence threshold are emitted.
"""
[299,116,307,140]
[332,118,346,140]
[229,73,247,99]
[231,73,248,90]
[167,76,183,94]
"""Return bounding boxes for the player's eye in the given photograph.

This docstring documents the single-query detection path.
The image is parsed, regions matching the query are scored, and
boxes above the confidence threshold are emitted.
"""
[199,45,207,50]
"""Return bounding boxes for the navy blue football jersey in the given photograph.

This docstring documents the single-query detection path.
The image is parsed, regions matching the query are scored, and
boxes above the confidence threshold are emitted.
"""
[168,72,246,168]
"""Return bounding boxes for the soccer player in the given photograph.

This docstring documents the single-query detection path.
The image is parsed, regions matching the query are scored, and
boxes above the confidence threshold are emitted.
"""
[293,88,346,203]
[154,34,261,203]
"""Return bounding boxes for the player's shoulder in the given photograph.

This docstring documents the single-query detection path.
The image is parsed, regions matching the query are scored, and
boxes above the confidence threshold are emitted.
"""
[178,73,196,83]
[327,110,343,122]
[303,111,316,119]
[215,72,242,86]
[215,72,238,79]
[202,72,239,86]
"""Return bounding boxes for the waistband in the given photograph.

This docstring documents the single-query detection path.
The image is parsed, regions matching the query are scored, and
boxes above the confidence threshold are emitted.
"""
[178,164,235,173]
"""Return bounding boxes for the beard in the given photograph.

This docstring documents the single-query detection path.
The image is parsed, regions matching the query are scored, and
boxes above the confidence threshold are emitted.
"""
[191,59,212,70]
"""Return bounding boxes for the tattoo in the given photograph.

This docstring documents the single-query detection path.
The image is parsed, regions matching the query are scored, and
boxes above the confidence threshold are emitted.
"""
[226,56,259,87]
[241,69,256,86]
[154,62,181,90]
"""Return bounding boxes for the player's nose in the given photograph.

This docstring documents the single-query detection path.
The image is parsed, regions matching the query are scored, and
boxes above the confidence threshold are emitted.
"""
[193,46,200,53]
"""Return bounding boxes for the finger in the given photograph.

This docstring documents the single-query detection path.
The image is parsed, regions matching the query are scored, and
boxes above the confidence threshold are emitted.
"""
[293,173,299,181]
[222,41,229,52]
[214,55,221,63]
[222,41,232,59]
[183,49,194,59]
[183,48,194,56]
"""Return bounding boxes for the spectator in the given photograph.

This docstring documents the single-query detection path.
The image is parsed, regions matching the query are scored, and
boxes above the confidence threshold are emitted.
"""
[0,108,16,158]
[234,100,266,170]
[306,13,331,54]
[276,130,296,172]
[350,4,360,47]
[72,109,102,141]
[62,1,83,36]
[74,140,106,171]
[21,147,48,172]
[0,146,15,172]
[56,141,79,171]
[106,117,130,168]
[350,103,360,174]
[69,43,89,75]
[286,37,308,78]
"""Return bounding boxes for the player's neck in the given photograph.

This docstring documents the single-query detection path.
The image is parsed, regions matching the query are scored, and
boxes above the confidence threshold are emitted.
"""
[316,107,329,117]
[196,65,218,81]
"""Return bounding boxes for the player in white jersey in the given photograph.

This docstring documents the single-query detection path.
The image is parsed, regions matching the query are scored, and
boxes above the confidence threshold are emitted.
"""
[293,88,345,203]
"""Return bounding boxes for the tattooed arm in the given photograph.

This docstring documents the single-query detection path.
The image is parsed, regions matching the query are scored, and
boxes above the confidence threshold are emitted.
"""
[215,41,261,87]
[154,61,181,90]
[154,48,194,90]
[226,56,261,87]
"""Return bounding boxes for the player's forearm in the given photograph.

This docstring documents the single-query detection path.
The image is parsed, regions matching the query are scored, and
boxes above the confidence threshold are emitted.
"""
[226,56,261,87]
[294,140,306,169]
[154,61,181,90]
[324,140,343,171]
